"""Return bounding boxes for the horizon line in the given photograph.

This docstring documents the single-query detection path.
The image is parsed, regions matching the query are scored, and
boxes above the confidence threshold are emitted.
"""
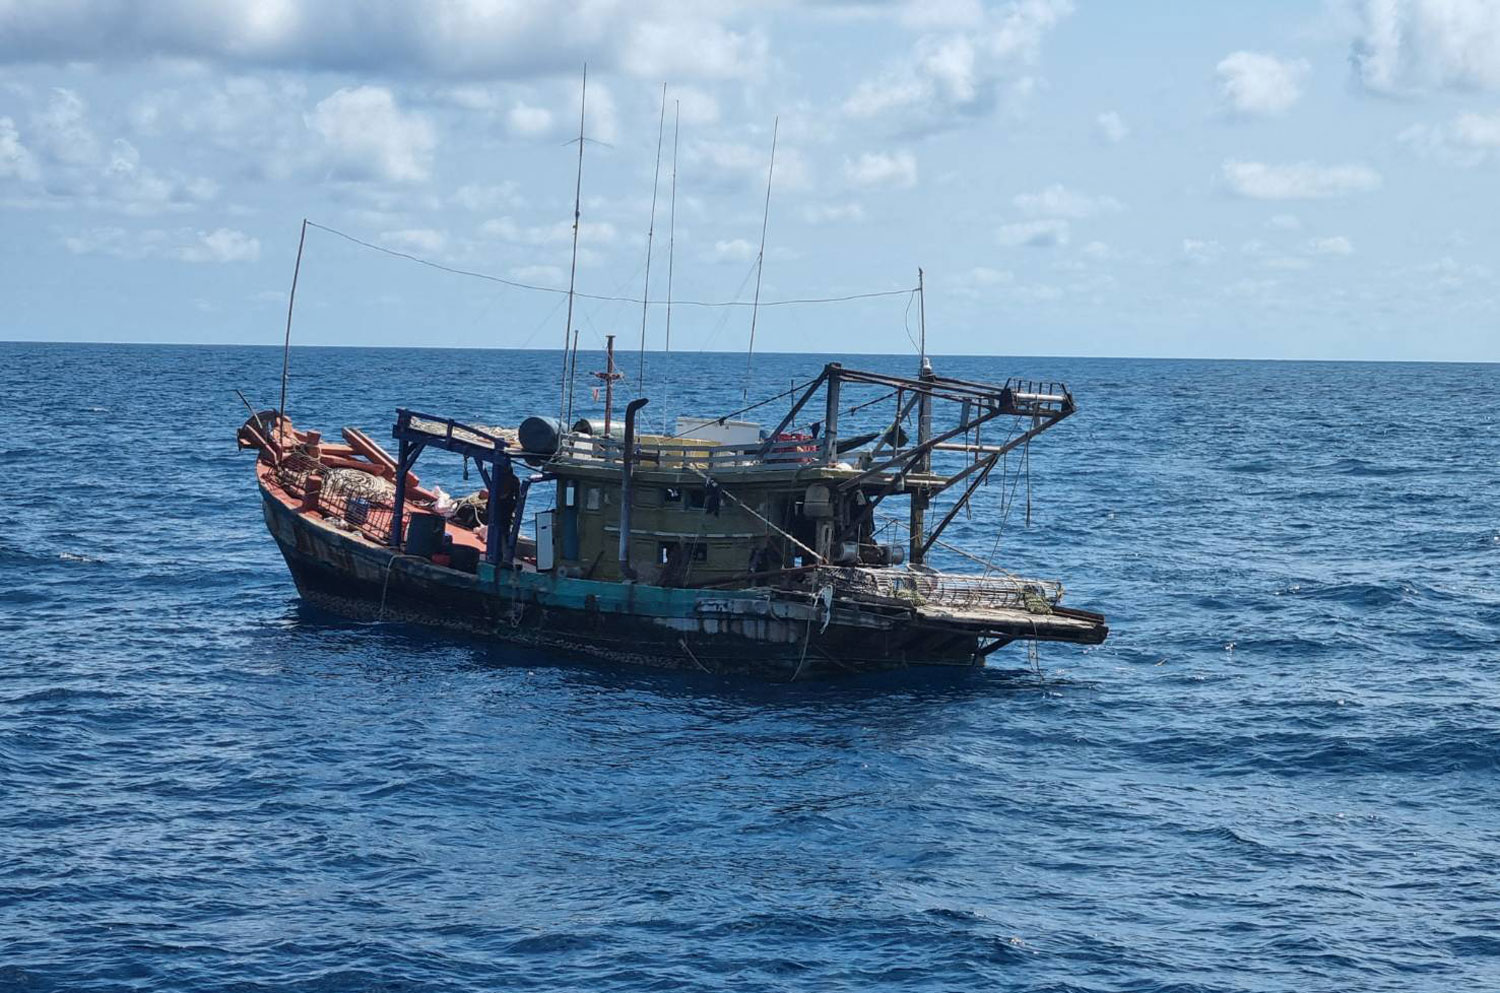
[1,337,1496,366]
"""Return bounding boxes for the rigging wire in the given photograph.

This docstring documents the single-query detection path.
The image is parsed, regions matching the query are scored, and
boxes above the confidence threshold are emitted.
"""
[743,116,778,401]
[637,83,668,397]
[303,221,915,310]
[560,64,588,428]
[660,99,679,433]
[663,375,821,439]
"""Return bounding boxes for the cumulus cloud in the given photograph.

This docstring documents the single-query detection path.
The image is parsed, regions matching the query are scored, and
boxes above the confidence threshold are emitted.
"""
[801,201,865,224]
[1267,213,1302,230]
[481,216,617,245]
[0,1,767,81]
[1221,160,1383,199]
[963,266,1014,285]
[63,225,259,262]
[1216,51,1309,117]
[1352,0,1500,94]
[507,102,553,137]
[1012,183,1121,218]
[32,88,99,165]
[1307,235,1354,256]
[307,86,435,183]
[1095,110,1128,142]
[996,218,1069,247]
[684,138,809,193]
[842,0,1073,133]
[0,116,39,180]
[843,150,917,190]
[452,182,522,212]
[1181,238,1223,263]
[1400,111,1500,165]
[379,228,447,254]
[5,91,219,214]
[711,238,757,262]
[673,86,721,126]
[179,227,260,262]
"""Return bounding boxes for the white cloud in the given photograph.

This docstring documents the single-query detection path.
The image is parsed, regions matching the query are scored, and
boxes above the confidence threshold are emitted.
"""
[1308,235,1354,256]
[802,201,866,224]
[1222,160,1382,199]
[179,227,260,263]
[963,265,1014,285]
[452,182,522,212]
[0,116,39,180]
[1353,0,1500,94]
[997,218,1069,247]
[1095,110,1128,142]
[673,86,721,126]
[0,2,767,82]
[1012,183,1121,218]
[307,86,435,183]
[685,138,809,193]
[1182,238,1223,263]
[843,0,1074,133]
[1267,213,1302,230]
[507,102,553,137]
[63,224,258,262]
[1216,51,1309,117]
[481,216,617,245]
[63,226,165,259]
[1400,111,1500,165]
[7,93,219,214]
[1081,240,1111,259]
[711,238,757,262]
[621,16,767,81]
[509,264,566,286]
[379,228,447,254]
[129,76,309,181]
[31,88,98,165]
[844,150,917,190]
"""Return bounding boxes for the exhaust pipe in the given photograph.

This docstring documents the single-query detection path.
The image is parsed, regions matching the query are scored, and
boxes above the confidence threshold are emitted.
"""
[618,398,649,580]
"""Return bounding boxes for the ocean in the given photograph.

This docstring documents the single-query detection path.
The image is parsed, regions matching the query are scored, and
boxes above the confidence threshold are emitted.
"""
[1,342,1497,992]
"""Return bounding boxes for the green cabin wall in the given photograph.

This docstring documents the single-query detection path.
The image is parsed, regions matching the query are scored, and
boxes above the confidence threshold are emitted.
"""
[550,475,798,585]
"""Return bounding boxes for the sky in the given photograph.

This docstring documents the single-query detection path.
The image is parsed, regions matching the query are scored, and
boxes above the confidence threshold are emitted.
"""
[1,0,1498,362]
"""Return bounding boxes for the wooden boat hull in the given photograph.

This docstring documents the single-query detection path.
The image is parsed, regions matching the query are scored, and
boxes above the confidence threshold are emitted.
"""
[261,480,991,677]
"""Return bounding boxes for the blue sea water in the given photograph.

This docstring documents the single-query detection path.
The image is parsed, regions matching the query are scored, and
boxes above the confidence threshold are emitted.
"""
[1,341,1498,992]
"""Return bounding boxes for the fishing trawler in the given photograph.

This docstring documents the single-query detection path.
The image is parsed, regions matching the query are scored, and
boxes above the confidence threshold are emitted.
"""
[235,74,1105,678]
[236,349,1107,678]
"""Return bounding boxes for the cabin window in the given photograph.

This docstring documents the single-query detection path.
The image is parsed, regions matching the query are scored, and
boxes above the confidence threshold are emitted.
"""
[584,486,601,512]
[686,489,706,510]
[562,480,578,508]
[665,487,682,503]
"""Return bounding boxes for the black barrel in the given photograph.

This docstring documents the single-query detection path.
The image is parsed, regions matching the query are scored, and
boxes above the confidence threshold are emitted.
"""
[405,513,447,558]
[518,416,562,455]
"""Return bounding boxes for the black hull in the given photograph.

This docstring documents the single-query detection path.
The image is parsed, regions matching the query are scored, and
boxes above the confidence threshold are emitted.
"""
[264,487,981,679]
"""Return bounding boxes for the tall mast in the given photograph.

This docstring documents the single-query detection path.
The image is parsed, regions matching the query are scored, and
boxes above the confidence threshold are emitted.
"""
[661,100,680,432]
[603,334,617,436]
[559,65,587,428]
[742,116,778,402]
[637,83,667,397]
[276,217,308,447]
[917,267,927,369]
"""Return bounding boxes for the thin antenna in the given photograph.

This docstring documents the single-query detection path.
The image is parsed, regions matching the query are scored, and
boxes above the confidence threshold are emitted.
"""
[743,116,778,402]
[560,64,587,428]
[637,83,667,397]
[566,328,580,424]
[917,266,927,369]
[661,99,680,433]
[277,217,308,447]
